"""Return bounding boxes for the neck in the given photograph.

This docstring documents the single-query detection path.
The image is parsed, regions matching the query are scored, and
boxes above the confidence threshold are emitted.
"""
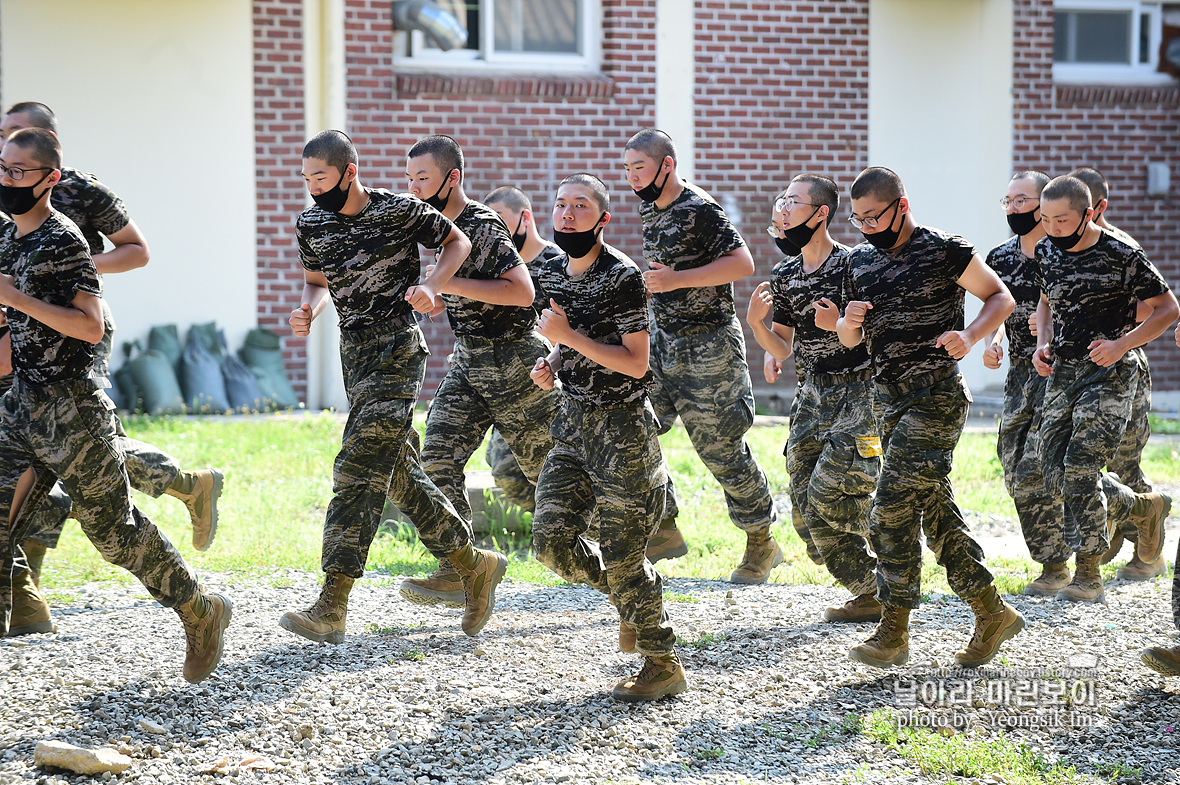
[442,187,468,221]
[1096,216,1112,230]
[652,172,685,210]
[800,230,835,272]
[882,215,916,252]
[520,232,549,264]
[566,242,602,275]
[337,180,370,218]
[1072,222,1102,252]
[1018,230,1045,257]
[12,199,52,238]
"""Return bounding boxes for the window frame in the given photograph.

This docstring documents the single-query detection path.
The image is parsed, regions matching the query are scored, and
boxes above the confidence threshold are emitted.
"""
[1052,0,1173,85]
[393,0,602,74]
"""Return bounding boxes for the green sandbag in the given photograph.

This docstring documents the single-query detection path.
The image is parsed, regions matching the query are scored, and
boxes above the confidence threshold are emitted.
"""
[189,321,225,362]
[239,327,299,410]
[127,345,185,415]
[147,324,182,372]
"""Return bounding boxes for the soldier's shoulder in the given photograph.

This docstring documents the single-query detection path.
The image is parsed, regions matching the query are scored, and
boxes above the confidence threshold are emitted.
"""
[986,235,1020,261]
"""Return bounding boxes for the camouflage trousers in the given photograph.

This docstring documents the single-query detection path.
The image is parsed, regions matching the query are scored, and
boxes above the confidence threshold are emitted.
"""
[1038,356,1139,557]
[998,361,1068,565]
[532,396,675,657]
[786,373,879,596]
[0,377,198,634]
[1108,348,1152,495]
[0,318,181,552]
[325,319,470,577]
[422,332,559,529]
[870,368,993,609]
[486,427,536,512]
[650,318,777,533]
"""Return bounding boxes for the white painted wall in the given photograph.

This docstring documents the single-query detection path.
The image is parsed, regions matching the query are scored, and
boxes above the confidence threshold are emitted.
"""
[869,0,1013,397]
[0,0,256,370]
[655,0,695,180]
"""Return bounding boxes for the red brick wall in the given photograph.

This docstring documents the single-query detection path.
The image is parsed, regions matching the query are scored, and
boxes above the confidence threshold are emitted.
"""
[254,0,310,397]
[1013,0,1180,388]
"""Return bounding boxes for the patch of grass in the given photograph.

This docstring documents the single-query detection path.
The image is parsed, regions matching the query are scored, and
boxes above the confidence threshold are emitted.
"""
[676,631,727,649]
[663,591,699,603]
[865,709,1091,785]
[694,746,724,760]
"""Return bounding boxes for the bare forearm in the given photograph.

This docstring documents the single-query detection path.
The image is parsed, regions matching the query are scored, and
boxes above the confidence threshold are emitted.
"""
[301,283,331,318]
[93,243,149,274]
[423,240,470,294]
[963,292,1015,345]
[673,249,754,288]
[1119,302,1180,352]
[564,333,648,378]
[443,276,534,306]
[5,292,102,344]
[750,320,791,362]
[835,319,864,348]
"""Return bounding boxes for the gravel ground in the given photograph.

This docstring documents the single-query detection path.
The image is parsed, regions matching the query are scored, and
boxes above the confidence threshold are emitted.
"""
[3,563,1179,785]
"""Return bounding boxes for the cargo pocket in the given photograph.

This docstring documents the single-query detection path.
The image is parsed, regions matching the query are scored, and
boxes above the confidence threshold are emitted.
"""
[809,433,878,535]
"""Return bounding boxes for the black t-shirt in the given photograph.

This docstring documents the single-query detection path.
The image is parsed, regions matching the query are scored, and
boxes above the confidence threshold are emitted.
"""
[844,226,974,384]
[639,183,746,332]
[297,189,454,330]
[986,236,1041,363]
[443,201,534,338]
[0,211,102,386]
[535,244,652,405]
[526,242,563,314]
[770,244,871,377]
[1035,230,1169,360]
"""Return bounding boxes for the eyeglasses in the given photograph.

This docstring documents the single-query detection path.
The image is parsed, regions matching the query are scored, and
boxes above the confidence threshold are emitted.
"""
[999,195,1039,210]
[848,197,900,230]
[0,163,51,182]
[774,196,819,214]
[765,224,784,239]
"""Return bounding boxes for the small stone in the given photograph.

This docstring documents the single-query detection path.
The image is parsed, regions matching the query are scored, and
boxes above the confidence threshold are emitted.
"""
[34,741,132,775]
[138,718,167,735]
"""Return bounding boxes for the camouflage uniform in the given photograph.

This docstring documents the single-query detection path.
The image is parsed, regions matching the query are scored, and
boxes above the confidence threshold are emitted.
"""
[0,212,197,633]
[421,202,559,526]
[1034,232,1169,556]
[771,245,877,595]
[640,183,776,534]
[531,243,675,657]
[484,242,564,511]
[297,190,472,576]
[987,237,1068,565]
[5,168,181,553]
[845,227,995,608]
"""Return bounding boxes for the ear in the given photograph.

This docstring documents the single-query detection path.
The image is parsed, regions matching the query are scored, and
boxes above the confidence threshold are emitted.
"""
[599,211,611,227]
[662,155,675,173]
[521,208,532,228]
[345,163,358,181]
[45,168,62,189]
[898,196,910,215]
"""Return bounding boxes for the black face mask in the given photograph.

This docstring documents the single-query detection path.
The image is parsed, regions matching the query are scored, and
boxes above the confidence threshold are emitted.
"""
[1006,208,1040,237]
[774,235,801,256]
[423,169,456,212]
[0,170,52,216]
[861,201,902,250]
[553,215,605,259]
[633,168,670,203]
[511,214,527,252]
[1047,214,1088,251]
[776,206,823,256]
[311,169,353,213]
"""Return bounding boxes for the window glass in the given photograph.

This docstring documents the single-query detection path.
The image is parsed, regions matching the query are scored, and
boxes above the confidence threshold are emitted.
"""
[1055,10,1131,63]
[494,0,580,54]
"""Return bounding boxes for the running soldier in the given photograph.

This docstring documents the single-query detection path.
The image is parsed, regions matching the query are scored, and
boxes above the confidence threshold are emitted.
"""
[747,176,880,623]
[0,128,229,681]
[281,130,506,642]
[981,170,1073,595]
[530,172,685,701]
[1031,175,1176,603]
[1069,167,1161,580]
[478,185,564,513]
[0,102,223,637]
[397,138,559,609]
[836,166,1023,669]
[623,129,780,582]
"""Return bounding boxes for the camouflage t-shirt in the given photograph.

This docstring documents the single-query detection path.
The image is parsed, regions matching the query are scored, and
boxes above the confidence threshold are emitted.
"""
[442,201,533,338]
[52,167,131,256]
[536,243,652,406]
[0,211,102,386]
[1035,231,1169,361]
[844,226,975,385]
[639,182,746,332]
[297,189,454,331]
[770,244,871,377]
[986,236,1040,364]
[526,242,563,313]
[1103,223,1140,250]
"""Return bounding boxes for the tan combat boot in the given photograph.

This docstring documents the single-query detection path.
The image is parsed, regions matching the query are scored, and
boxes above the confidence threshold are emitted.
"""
[955,585,1026,667]
[20,540,47,589]
[612,650,688,701]
[729,529,783,585]
[1099,528,1125,564]
[279,572,353,643]
[1056,553,1104,602]
[176,589,232,683]
[1141,644,1180,677]
[1117,553,1167,581]
[1129,492,1170,564]
[165,468,225,552]
[449,543,508,636]
[398,558,464,607]
[824,593,883,623]
[618,619,637,654]
[645,518,689,563]
[848,605,910,668]
[1023,562,1071,596]
[7,568,53,636]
